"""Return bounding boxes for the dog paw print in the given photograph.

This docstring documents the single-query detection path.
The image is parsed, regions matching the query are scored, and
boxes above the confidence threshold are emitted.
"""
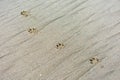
[21,10,30,17]
[89,57,99,64]
[56,43,64,49]
[27,27,38,34]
